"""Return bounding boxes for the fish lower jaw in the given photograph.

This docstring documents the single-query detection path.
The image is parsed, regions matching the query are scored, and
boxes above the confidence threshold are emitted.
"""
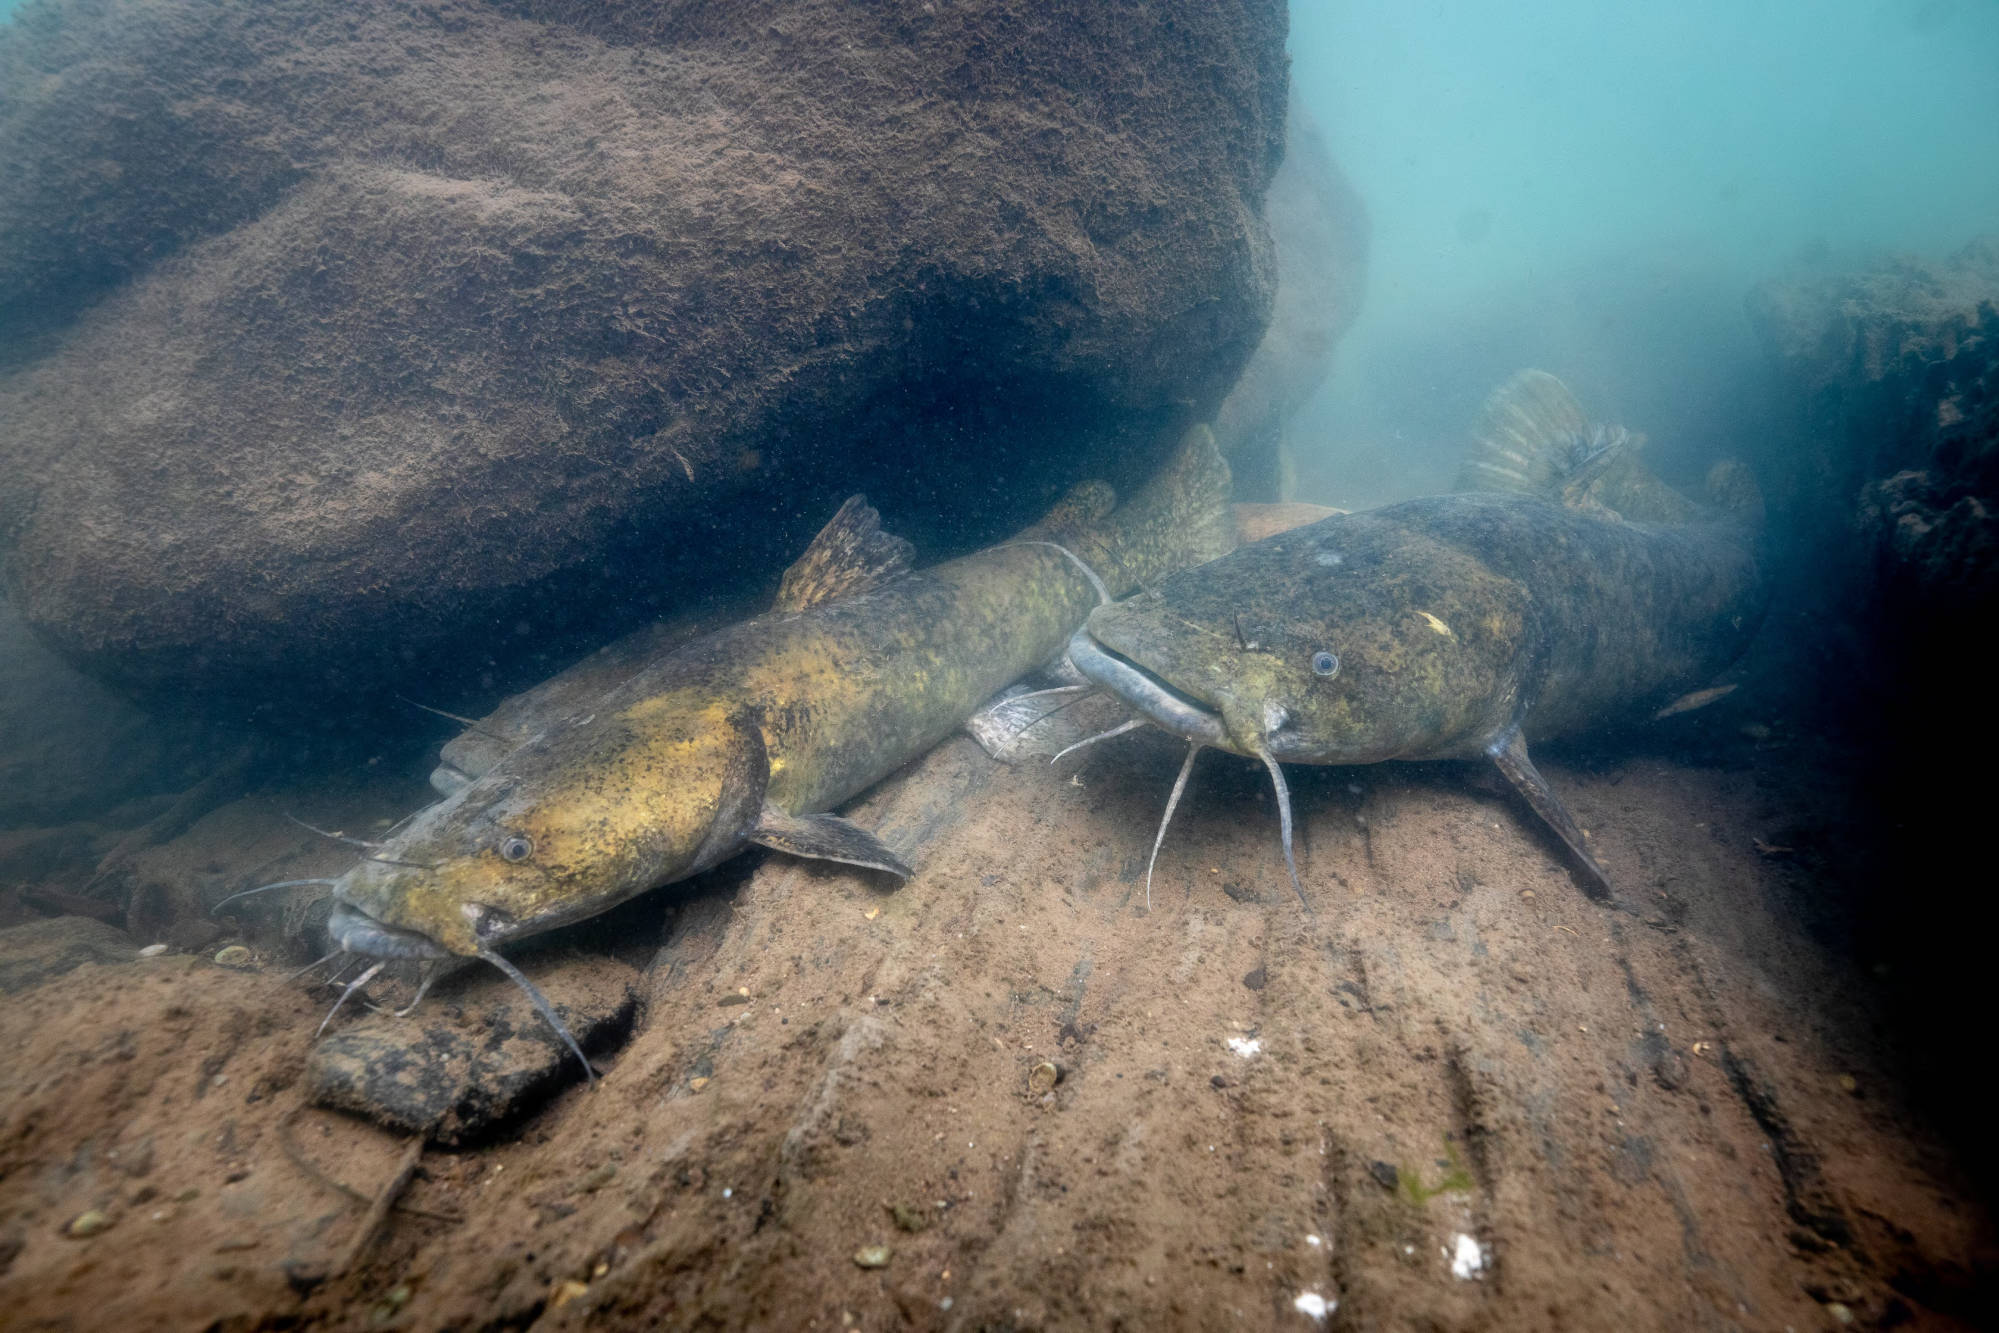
[327,900,457,960]
[1066,627,1229,748]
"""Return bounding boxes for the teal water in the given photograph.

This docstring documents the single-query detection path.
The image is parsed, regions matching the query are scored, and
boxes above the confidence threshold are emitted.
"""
[1287,0,1999,502]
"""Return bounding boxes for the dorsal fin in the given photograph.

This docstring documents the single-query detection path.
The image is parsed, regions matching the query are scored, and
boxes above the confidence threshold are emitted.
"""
[1459,370,1706,524]
[1457,369,1615,496]
[772,495,915,612]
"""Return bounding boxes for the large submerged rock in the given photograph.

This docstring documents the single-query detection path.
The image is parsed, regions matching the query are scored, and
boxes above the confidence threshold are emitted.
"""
[1212,94,1369,502]
[1747,236,1999,596]
[0,0,1291,705]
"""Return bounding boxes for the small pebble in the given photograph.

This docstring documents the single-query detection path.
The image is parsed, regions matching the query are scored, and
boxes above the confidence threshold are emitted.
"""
[550,1279,590,1309]
[853,1244,891,1269]
[1027,1061,1060,1094]
[137,944,168,958]
[64,1210,111,1238]
[689,1076,711,1092]
[1826,1302,1853,1326]
[371,1284,412,1323]
[1838,1074,1859,1094]
[213,945,253,968]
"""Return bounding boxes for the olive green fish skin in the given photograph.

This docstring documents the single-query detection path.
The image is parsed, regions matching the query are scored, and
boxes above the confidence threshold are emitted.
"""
[1085,492,1764,767]
[334,430,1235,958]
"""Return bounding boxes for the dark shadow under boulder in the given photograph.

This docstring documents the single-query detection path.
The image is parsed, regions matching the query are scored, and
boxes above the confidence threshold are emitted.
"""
[0,0,1293,708]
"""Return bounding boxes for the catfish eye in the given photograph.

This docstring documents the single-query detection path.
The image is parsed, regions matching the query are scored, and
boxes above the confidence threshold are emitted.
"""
[1311,650,1339,678]
[498,834,534,863]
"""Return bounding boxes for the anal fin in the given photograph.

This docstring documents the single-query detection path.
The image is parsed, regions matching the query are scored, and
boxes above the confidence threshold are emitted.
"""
[1485,726,1613,901]
[748,803,912,878]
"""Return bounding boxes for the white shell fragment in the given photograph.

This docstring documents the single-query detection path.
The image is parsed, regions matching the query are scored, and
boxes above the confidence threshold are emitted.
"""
[1293,1291,1334,1319]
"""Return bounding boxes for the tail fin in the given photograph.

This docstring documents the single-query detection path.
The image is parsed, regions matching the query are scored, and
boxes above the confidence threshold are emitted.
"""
[1028,423,1236,598]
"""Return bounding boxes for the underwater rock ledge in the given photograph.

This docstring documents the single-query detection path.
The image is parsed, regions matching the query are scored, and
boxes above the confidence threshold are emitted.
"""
[0,0,1293,706]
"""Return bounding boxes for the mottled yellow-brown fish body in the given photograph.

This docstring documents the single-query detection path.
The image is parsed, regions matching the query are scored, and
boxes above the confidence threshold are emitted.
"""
[331,426,1234,959]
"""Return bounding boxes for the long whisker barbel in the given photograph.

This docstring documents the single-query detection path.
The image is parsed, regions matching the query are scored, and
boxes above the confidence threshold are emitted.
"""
[478,949,595,1084]
[1145,742,1203,909]
[286,948,348,983]
[284,814,387,850]
[361,853,439,871]
[994,541,1113,607]
[395,694,515,748]
[315,961,387,1038]
[210,878,343,914]
[1254,744,1312,913]
[393,963,442,1019]
[1017,685,1107,729]
[1050,717,1147,765]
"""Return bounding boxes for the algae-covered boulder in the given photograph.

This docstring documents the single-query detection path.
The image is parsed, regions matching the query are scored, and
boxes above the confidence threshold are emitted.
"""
[0,0,1292,705]
[1213,94,1370,501]
[1747,235,1999,558]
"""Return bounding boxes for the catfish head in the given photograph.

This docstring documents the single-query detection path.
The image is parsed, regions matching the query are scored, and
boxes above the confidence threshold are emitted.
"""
[1071,512,1533,766]
[1063,511,1538,911]
[331,697,769,960]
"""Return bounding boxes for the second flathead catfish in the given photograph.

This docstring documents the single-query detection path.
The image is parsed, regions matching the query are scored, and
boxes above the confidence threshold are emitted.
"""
[1068,371,1767,902]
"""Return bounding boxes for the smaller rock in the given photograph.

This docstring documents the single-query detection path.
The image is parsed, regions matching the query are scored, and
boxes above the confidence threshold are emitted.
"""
[372,1284,413,1321]
[63,1210,111,1238]
[1028,1061,1060,1094]
[888,1203,928,1234]
[550,1279,590,1309]
[213,945,254,969]
[137,943,169,958]
[1368,1160,1401,1191]
[0,917,139,994]
[853,1244,891,1269]
[306,950,640,1145]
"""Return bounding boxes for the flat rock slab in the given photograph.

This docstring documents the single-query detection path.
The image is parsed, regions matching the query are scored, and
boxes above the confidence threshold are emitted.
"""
[305,952,639,1147]
[0,915,139,994]
[0,729,1991,1327]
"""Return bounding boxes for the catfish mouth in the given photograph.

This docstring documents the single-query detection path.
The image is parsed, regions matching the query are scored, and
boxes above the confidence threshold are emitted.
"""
[1066,626,1228,747]
[327,899,453,961]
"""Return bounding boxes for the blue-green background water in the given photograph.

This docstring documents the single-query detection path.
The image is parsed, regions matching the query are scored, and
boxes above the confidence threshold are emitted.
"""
[1286,0,1999,504]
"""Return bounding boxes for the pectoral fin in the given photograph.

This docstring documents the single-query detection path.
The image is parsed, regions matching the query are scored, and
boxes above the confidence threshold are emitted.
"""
[748,804,913,878]
[1485,727,1613,901]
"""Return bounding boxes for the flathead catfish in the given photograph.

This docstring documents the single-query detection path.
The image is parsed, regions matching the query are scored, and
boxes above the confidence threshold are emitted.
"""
[1067,372,1767,904]
[305,426,1235,1065]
